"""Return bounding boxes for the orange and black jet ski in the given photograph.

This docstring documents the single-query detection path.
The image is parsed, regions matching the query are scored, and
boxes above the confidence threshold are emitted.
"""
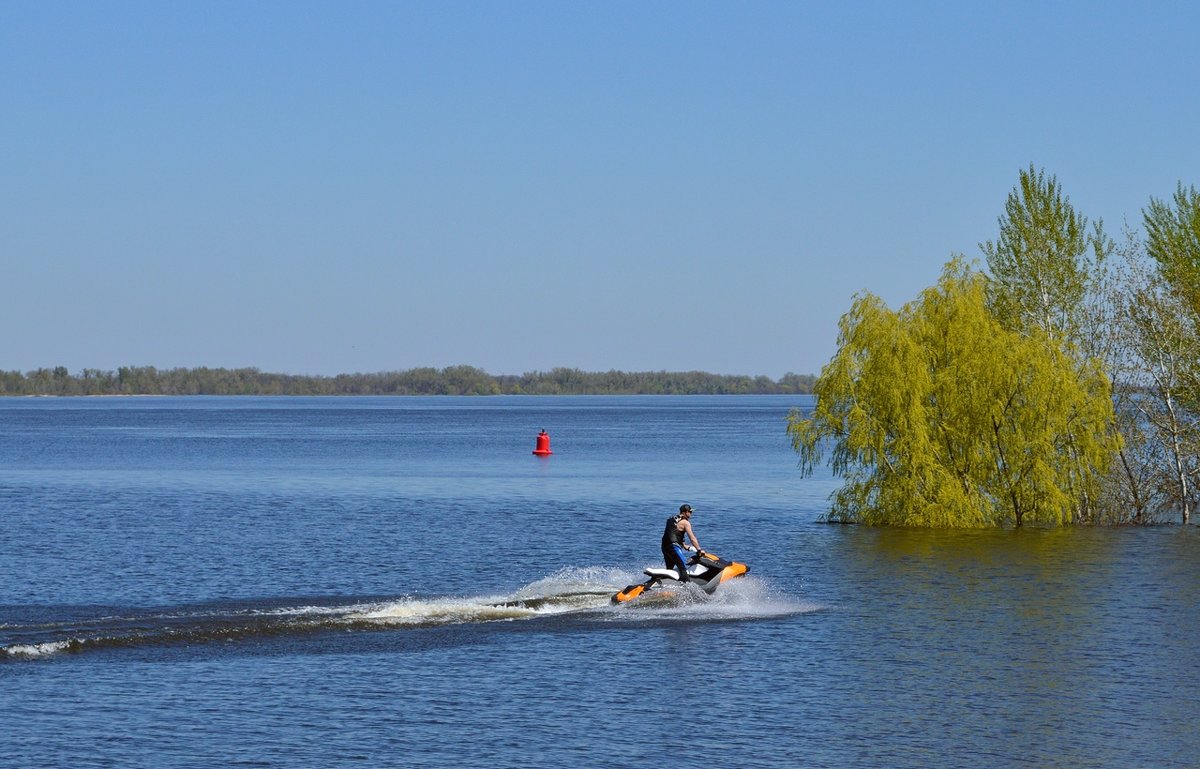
[612,550,749,603]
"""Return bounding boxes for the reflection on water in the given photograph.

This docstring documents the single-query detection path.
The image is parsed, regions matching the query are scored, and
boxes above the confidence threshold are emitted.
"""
[800,526,1200,769]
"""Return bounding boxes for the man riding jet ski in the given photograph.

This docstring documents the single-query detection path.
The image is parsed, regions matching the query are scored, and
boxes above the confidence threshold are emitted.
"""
[662,503,702,581]
[612,504,748,603]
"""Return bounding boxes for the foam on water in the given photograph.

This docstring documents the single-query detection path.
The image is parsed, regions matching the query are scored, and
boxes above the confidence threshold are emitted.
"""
[349,566,629,625]
[350,596,542,624]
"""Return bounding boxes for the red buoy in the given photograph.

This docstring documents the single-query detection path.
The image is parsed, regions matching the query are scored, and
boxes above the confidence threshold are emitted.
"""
[532,429,553,455]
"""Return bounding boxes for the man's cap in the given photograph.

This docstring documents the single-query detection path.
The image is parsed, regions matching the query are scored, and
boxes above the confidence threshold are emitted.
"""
[679,503,693,513]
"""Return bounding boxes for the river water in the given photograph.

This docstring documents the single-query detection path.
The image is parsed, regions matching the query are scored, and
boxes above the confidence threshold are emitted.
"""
[1,395,1196,768]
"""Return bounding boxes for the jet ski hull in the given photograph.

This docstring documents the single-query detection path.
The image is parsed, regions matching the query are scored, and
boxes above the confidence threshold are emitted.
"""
[613,552,749,603]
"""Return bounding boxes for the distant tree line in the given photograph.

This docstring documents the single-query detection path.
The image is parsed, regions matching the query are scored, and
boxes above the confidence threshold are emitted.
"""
[0,365,816,397]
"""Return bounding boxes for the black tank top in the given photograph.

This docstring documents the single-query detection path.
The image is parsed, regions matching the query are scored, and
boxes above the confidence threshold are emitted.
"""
[662,515,685,548]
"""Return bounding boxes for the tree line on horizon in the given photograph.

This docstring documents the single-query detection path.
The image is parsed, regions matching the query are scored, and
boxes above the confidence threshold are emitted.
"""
[0,365,816,397]
[790,166,1200,528]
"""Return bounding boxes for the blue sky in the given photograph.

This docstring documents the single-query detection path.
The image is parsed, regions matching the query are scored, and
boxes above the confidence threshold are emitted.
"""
[3,1,1197,378]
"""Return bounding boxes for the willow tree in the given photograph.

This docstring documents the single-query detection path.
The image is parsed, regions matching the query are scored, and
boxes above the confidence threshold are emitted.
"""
[788,259,1119,528]
[981,166,1116,521]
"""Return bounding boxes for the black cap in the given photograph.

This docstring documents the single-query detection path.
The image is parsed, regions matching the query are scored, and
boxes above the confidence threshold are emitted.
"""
[679,503,693,513]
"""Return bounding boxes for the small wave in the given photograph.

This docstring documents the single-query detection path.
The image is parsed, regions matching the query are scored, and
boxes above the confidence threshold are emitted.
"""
[4,641,72,658]
[0,606,348,660]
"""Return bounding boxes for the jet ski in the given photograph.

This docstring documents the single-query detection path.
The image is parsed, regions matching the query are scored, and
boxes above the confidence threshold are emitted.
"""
[612,550,749,603]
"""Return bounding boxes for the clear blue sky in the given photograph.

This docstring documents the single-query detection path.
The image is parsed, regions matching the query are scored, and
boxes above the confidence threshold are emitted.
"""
[3,1,1197,378]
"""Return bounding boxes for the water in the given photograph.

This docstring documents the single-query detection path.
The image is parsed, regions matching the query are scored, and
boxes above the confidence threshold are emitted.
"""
[1,395,1197,768]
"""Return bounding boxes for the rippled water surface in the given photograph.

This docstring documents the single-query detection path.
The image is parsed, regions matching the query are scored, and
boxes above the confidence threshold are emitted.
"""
[1,396,1197,768]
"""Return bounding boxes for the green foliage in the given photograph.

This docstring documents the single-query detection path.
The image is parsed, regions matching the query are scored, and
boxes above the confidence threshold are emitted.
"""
[1144,183,1200,319]
[981,164,1107,345]
[788,259,1119,528]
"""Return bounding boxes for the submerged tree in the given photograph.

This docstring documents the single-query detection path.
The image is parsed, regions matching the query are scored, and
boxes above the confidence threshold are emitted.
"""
[1099,185,1200,525]
[1121,266,1200,524]
[981,166,1115,521]
[1093,187,1200,526]
[788,258,1118,528]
